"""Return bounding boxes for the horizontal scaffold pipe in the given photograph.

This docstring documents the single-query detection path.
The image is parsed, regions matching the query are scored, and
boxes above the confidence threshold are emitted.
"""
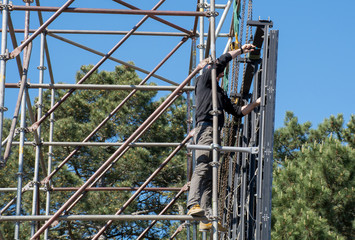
[5,83,195,91]
[186,144,258,154]
[0,215,207,222]
[12,142,182,147]
[0,187,183,192]
[2,29,191,36]
[11,6,208,17]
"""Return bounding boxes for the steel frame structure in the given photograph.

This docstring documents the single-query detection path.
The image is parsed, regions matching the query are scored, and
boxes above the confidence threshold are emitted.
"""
[0,1,278,240]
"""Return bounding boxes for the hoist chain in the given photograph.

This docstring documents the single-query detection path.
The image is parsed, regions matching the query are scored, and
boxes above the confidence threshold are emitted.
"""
[219,0,256,237]
[240,0,249,96]
[218,0,250,229]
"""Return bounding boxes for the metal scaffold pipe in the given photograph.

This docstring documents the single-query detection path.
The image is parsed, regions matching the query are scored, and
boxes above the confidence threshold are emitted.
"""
[137,183,190,239]
[93,131,193,239]
[45,75,56,240]
[11,141,182,147]
[48,33,177,85]
[15,4,31,238]
[0,187,183,192]
[1,28,191,37]
[11,5,208,17]
[10,0,75,59]
[0,0,10,167]
[31,65,202,239]
[113,0,193,35]
[41,37,187,186]
[27,0,167,133]
[209,1,220,239]
[5,83,194,91]
[30,32,46,237]
[0,215,207,222]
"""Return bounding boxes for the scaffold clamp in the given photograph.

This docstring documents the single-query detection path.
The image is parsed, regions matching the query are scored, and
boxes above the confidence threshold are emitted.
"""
[0,106,8,112]
[206,11,219,17]
[197,2,208,9]
[197,44,206,49]
[0,49,10,61]
[211,143,221,150]
[0,158,5,169]
[209,109,222,116]
[251,147,259,154]
[37,66,47,71]
[0,2,13,11]
[209,161,220,167]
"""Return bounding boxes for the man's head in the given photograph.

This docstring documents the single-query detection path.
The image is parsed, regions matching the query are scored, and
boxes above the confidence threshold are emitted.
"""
[202,60,224,81]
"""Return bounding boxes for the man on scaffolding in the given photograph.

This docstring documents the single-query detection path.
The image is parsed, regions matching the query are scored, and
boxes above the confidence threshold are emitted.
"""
[187,43,260,231]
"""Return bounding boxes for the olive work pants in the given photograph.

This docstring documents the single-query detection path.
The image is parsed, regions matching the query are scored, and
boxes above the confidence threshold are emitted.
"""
[187,124,220,216]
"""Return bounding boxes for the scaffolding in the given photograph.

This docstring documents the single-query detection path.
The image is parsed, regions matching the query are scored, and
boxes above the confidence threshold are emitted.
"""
[0,1,278,239]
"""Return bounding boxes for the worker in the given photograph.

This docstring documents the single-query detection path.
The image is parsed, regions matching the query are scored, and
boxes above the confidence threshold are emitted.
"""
[187,43,261,231]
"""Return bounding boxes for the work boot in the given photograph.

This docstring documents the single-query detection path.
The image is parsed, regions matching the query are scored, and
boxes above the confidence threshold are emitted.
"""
[199,221,227,232]
[187,204,205,217]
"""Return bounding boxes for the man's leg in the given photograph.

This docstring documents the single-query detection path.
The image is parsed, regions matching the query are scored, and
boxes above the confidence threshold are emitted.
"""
[187,126,213,212]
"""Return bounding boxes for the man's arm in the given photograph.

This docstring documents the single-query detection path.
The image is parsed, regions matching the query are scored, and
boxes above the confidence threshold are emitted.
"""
[228,43,256,59]
[241,97,261,115]
[196,43,256,69]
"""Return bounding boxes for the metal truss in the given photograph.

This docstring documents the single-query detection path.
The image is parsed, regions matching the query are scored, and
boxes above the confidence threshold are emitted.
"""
[0,1,278,240]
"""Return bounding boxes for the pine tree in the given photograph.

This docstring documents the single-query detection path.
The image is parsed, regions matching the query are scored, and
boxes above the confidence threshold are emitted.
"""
[272,112,355,240]
[0,64,188,239]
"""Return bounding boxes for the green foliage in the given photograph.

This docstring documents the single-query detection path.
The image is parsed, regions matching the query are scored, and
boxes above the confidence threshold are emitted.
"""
[272,112,355,240]
[0,64,188,239]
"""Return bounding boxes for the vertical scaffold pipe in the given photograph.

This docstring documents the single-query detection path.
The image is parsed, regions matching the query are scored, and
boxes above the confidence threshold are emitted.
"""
[31,32,45,237]
[44,86,55,240]
[14,72,27,240]
[209,1,219,239]
[15,3,31,238]
[0,0,10,166]
[192,3,206,239]
[198,0,205,65]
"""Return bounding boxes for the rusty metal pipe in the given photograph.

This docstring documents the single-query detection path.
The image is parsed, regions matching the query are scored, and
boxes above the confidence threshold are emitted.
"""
[31,65,201,239]
[3,41,32,164]
[1,29,191,37]
[10,0,75,59]
[112,0,193,35]
[42,36,187,184]
[11,5,207,17]
[28,0,166,133]
[92,131,194,240]
[48,33,177,85]
[137,183,189,239]
[5,83,194,91]
[65,93,181,214]
[51,187,183,192]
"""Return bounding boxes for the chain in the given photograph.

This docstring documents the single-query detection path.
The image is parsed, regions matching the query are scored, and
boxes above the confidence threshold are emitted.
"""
[220,0,257,237]
[240,0,253,96]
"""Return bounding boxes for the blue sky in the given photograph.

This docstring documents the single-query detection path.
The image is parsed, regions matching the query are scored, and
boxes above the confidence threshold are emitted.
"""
[3,0,355,130]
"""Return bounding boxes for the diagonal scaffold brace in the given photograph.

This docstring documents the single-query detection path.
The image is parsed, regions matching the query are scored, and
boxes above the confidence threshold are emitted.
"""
[30,55,204,240]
